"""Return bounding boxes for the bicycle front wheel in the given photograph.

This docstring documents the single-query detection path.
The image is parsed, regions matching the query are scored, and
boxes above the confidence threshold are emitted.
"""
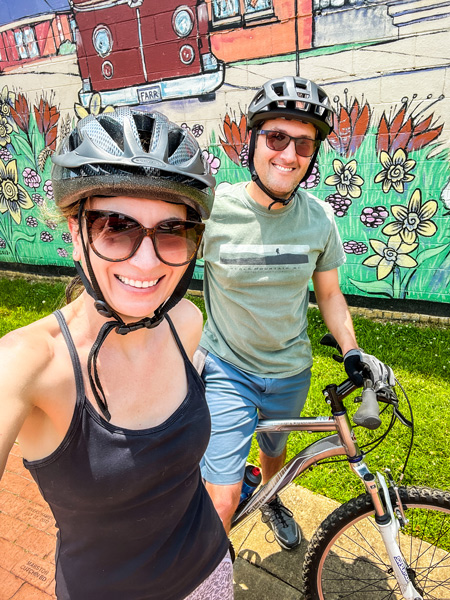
[303,486,450,599]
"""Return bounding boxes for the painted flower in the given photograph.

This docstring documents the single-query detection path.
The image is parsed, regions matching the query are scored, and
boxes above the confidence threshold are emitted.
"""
[74,92,115,120]
[219,111,250,167]
[32,193,45,206]
[34,97,60,152]
[376,100,443,155]
[300,162,320,189]
[40,231,54,242]
[23,167,42,189]
[362,236,418,280]
[62,232,72,243]
[202,150,221,175]
[382,188,438,245]
[0,116,13,147]
[325,193,352,217]
[0,86,16,132]
[324,159,364,198]
[10,93,30,134]
[0,148,12,162]
[374,148,415,194]
[45,219,58,230]
[57,248,69,258]
[191,124,204,138]
[26,216,38,227]
[343,240,368,255]
[327,94,371,157]
[360,206,389,229]
[0,160,34,224]
[43,180,54,199]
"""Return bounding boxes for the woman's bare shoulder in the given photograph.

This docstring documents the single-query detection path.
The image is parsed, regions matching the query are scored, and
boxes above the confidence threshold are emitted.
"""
[0,314,60,385]
[168,299,203,359]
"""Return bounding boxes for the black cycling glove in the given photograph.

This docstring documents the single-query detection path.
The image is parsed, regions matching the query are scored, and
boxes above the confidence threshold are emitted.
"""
[344,349,395,389]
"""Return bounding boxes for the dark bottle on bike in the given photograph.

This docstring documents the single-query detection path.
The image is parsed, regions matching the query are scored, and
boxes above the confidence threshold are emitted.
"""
[239,465,262,504]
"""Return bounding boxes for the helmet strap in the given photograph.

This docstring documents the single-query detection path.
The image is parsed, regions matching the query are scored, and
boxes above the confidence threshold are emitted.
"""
[74,200,196,421]
[248,127,320,210]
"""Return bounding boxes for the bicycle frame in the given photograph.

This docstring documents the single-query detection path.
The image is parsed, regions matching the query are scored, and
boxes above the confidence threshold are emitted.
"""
[230,381,424,600]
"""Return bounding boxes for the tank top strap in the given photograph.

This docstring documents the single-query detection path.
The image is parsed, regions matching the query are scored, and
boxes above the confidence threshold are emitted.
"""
[53,309,86,401]
[165,313,191,366]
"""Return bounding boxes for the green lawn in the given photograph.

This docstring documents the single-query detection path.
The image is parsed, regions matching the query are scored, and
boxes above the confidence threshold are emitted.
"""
[1,275,448,505]
[189,293,450,503]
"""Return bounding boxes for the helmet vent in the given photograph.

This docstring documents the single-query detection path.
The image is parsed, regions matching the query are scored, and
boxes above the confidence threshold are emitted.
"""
[98,116,125,151]
[272,84,285,97]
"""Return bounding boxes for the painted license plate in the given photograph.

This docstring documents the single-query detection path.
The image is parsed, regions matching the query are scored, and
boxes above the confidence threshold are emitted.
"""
[138,84,162,103]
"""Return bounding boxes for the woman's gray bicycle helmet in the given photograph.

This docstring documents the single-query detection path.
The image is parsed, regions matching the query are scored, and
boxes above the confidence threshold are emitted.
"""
[246,76,335,207]
[51,107,214,421]
[52,106,214,218]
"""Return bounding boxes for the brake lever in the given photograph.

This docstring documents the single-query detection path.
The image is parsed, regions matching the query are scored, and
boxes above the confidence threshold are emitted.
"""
[393,407,413,429]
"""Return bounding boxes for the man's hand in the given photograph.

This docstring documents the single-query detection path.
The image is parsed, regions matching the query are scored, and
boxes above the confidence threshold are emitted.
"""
[344,349,395,389]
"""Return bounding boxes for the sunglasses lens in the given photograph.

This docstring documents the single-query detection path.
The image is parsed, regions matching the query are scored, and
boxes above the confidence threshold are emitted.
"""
[88,212,140,261]
[294,138,317,157]
[154,221,204,266]
[86,211,204,266]
[265,131,317,157]
[266,132,290,152]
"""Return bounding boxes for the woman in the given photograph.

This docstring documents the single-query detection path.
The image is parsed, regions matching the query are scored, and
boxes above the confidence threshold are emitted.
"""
[0,107,231,599]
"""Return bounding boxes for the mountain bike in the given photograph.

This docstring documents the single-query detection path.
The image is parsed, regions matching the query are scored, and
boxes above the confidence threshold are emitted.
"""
[230,334,450,599]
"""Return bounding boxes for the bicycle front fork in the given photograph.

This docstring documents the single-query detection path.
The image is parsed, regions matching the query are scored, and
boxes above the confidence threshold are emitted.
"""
[360,467,423,600]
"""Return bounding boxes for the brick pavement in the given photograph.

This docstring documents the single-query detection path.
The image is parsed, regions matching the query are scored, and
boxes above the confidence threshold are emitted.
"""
[0,445,56,600]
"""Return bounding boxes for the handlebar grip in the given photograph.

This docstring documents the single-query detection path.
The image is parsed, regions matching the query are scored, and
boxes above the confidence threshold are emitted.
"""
[353,387,381,430]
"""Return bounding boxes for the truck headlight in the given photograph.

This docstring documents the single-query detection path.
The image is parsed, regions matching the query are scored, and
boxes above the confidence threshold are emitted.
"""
[92,25,113,58]
[173,7,194,38]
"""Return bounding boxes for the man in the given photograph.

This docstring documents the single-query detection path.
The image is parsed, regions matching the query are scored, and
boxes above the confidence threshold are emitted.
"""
[199,76,386,549]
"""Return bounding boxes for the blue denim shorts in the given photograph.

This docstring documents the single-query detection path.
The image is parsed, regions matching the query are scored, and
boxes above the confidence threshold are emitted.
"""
[200,352,311,486]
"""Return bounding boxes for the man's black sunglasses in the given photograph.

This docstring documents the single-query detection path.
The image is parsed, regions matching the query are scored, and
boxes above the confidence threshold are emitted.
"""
[257,130,320,157]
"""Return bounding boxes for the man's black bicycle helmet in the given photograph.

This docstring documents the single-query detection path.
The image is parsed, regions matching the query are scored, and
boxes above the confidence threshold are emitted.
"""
[247,76,334,141]
[246,76,335,208]
[51,107,215,421]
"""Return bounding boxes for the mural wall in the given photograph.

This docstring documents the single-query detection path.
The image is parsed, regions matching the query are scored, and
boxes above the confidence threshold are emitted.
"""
[0,0,449,305]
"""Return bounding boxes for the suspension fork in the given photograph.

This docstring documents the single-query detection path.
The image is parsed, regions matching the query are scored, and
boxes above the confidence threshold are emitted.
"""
[350,459,423,600]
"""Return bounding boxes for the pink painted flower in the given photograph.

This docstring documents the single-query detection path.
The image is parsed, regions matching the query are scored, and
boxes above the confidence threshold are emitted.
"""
[300,162,320,189]
[43,179,54,199]
[22,167,42,189]
[202,150,221,175]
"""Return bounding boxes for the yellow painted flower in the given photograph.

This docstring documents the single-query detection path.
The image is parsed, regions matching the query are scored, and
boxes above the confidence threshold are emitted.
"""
[0,85,17,132]
[0,160,34,224]
[382,188,438,245]
[74,92,115,120]
[0,116,13,147]
[324,159,364,198]
[374,148,415,194]
[362,235,418,280]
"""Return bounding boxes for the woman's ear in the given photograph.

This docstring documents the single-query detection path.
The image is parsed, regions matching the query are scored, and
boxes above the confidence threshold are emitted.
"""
[68,218,82,261]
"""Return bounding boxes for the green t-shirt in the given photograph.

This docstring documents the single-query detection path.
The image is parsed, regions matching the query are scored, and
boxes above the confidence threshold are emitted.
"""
[200,182,345,378]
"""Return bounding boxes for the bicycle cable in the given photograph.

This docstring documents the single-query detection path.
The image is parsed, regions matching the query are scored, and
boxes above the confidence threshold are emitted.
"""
[394,377,415,480]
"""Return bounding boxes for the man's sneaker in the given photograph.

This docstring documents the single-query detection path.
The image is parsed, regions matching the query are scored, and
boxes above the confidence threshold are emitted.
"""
[260,495,301,550]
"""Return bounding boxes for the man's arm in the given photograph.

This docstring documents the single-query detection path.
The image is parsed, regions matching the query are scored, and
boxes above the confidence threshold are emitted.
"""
[312,268,395,388]
[312,268,358,356]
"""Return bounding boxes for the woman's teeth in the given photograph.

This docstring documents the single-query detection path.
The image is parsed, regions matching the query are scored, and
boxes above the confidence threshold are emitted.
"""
[118,276,159,288]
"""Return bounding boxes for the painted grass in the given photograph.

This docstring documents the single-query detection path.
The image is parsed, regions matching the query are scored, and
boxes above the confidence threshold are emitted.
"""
[0,276,448,505]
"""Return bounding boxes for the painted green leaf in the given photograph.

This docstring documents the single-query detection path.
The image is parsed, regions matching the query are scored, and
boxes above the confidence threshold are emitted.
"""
[415,243,450,265]
[10,134,35,168]
[348,277,394,298]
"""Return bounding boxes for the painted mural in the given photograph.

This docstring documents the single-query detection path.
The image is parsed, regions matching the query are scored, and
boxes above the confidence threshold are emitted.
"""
[0,0,449,305]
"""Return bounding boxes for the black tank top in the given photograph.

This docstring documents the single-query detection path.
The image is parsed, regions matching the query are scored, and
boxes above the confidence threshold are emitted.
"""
[23,310,228,600]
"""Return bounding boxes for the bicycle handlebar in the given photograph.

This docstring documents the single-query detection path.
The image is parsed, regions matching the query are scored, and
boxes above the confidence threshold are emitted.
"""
[353,383,382,430]
[319,334,402,431]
